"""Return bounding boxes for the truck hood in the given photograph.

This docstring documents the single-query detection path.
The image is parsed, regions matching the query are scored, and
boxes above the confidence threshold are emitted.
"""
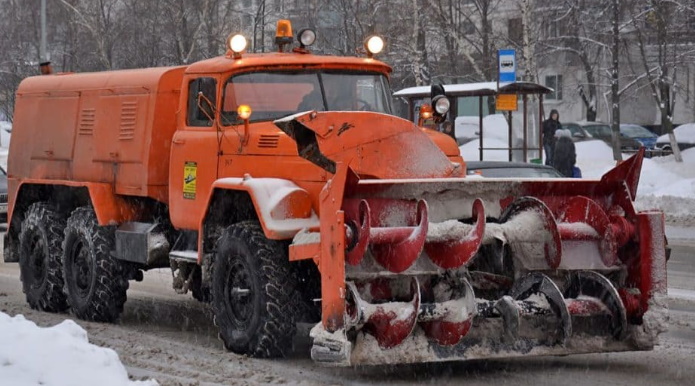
[274,111,461,179]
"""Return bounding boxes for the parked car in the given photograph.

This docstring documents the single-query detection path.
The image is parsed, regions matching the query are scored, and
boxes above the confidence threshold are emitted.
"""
[656,123,695,152]
[0,166,7,223]
[620,124,658,149]
[564,121,643,152]
[466,161,564,178]
[562,122,594,142]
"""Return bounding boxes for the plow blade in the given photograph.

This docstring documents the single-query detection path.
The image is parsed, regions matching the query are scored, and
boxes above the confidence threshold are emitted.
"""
[304,150,668,366]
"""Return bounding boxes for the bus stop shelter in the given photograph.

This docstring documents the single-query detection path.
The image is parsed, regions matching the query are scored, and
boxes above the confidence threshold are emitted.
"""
[394,81,553,162]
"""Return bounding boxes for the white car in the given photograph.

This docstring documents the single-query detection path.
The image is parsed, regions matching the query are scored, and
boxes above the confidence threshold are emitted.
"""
[656,123,695,152]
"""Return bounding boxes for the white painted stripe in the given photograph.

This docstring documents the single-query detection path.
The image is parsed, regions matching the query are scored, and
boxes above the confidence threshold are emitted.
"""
[668,288,695,300]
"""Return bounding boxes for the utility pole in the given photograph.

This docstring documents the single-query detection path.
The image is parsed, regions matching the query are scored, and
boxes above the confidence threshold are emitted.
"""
[610,0,622,162]
[40,0,47,63]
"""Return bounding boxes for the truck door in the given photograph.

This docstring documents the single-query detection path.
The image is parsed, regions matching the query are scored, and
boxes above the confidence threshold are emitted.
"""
[169,76,221,230]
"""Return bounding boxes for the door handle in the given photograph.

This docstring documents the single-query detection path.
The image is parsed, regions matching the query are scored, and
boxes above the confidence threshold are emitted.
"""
[173,138,186,145]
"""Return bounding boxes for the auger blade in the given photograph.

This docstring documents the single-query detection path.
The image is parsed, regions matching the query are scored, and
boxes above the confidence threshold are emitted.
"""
[509,272,572,344]
[420,278,477,345]
[425,199,486,269]
[564,271,628,340]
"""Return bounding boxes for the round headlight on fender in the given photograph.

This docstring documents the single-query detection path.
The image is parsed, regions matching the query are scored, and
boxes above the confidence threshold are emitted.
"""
[432,95,450,115]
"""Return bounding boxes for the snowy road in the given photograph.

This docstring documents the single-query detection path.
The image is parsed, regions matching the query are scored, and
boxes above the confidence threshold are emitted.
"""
[2,239,695,385]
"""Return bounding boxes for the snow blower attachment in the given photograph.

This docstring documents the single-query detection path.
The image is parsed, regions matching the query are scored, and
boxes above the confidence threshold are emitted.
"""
[280,114,667,366]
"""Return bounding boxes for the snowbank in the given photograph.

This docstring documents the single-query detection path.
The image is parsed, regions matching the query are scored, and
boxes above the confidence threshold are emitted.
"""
[0,312,158,386]
[461,137,695,225]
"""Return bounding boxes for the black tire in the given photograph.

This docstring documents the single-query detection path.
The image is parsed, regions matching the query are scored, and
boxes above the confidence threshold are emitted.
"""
[62,207,128,322]
[18,202,68,312]
[212,221,297,358]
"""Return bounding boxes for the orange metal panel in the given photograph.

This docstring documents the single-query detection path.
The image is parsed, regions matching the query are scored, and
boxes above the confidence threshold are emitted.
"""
[10,66,186,206]
[9,179,139,227]
[184,53,391,76]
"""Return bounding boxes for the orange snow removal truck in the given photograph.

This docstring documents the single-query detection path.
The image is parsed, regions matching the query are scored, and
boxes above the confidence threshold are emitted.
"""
[5,21,667,365]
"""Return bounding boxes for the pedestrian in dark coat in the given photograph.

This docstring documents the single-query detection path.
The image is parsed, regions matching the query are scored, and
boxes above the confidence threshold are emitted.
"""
[553,129,577,178]
[542,109,561,165]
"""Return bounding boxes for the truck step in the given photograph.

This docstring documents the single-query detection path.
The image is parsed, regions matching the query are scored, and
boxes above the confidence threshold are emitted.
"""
[169,250,198,262]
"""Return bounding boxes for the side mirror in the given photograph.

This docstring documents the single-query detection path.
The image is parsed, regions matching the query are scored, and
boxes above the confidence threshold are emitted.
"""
[573,132,584,138]
[197,92,216,124]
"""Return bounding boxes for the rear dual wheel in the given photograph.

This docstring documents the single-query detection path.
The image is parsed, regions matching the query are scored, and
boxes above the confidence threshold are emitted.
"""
[18,202,69,312]
[62,207,129,322]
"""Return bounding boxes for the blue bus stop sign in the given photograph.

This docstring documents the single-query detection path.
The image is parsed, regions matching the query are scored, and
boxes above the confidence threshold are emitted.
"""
[498,49,516,83]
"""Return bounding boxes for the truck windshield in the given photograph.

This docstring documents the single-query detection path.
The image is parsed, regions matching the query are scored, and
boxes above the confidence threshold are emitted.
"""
[221,71,393,124]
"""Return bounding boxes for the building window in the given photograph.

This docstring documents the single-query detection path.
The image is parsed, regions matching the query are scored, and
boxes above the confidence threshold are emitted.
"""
[545,75,563,100]
[508,18,522,45]
[544,18,559,39]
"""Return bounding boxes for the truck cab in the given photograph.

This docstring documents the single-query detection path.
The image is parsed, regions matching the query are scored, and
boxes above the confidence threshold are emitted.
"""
[169,45,463,233]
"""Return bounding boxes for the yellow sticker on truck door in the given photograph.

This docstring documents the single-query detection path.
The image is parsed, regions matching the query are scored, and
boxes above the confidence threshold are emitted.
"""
[183,161,197,199]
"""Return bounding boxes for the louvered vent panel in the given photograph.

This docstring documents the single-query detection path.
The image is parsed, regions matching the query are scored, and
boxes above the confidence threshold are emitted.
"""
[258,134,280,148]
[119,101,137,140]
[78,108,96,135]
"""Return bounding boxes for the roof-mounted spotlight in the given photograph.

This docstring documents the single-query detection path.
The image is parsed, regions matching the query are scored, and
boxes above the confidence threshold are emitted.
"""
[226,33,247,59]
[364,35,384,58]
[297,28,316,48]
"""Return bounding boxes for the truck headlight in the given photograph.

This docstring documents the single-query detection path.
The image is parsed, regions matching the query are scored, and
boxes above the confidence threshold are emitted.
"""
[228,34,247,56]
[364,36,384,57]
[433,95,450,115]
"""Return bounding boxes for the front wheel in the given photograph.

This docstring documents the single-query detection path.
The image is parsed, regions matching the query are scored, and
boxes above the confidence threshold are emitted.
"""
[62,207,129,322]
[212,221,297,358]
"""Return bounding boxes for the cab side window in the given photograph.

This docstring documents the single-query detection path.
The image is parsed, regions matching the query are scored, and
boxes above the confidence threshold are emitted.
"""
[187,77,217,127]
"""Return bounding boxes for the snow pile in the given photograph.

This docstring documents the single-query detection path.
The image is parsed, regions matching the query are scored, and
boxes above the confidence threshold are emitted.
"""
[457,114,543,162]
[656,123,695,144]
[0,312,158,386]
[461,136,695,225]
[455,114,510,141]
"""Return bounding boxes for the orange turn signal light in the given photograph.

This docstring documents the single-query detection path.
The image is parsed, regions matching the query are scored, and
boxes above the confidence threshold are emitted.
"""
[237,104,252,120]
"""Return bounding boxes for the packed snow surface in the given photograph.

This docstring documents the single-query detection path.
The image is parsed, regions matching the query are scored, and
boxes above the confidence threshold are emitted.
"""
[0,312,158,386]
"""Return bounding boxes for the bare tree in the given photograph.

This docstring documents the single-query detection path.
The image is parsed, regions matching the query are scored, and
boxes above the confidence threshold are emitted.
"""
[427,0,503,82]
[627,0,695,162]
[60,0,126,69]
[534,1,613,122]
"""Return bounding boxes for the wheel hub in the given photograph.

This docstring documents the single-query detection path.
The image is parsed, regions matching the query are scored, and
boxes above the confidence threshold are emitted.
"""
[28,235,47,289]
[71,240,94,299]
[225,260,254,327]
